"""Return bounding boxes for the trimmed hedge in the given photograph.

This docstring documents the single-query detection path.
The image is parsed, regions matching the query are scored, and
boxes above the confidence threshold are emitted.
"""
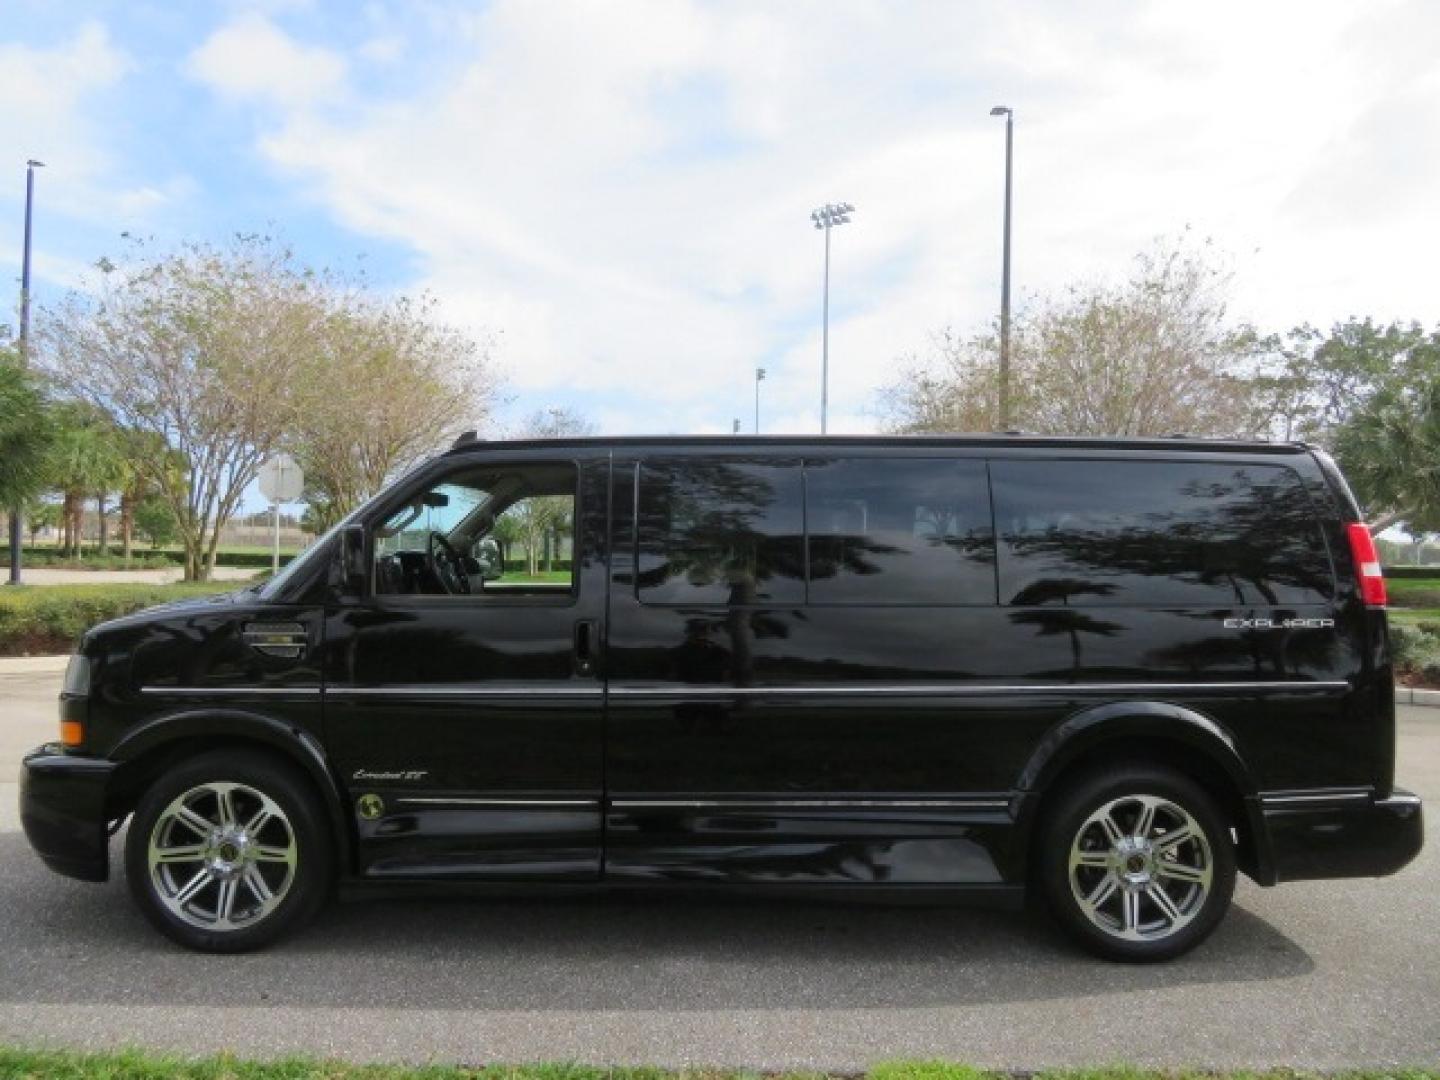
[0,548,175,570]
[0,545,298,570]
[503,558,572,573]
[0,582,234,656]
[1384,565,1440,580]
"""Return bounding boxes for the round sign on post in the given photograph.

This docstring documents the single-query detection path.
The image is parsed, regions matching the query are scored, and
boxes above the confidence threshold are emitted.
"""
[257,455,305,576]
[258,454,304,504]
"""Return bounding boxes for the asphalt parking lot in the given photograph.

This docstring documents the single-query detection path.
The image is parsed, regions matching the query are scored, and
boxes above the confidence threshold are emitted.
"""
[2,666,1437,1070]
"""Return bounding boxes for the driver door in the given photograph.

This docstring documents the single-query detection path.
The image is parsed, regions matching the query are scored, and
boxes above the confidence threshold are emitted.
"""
[323,450,609,881]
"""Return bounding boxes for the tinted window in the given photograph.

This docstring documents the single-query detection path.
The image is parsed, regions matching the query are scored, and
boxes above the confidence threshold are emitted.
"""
[807,458,994,604]
[993,460,1333,606]
[637,458,804,604]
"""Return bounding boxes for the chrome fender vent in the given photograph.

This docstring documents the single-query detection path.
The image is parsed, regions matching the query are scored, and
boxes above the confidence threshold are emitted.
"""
[242,622,307,659]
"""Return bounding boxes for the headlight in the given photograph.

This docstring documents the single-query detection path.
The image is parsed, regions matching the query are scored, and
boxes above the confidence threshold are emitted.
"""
[62,654,90,697]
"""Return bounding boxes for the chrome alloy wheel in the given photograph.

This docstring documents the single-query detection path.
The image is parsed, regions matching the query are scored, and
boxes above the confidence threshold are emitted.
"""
[147,782,297,931]
[1068,793,1213,942]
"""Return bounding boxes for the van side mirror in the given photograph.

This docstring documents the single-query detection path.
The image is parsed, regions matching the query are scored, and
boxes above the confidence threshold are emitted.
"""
[339,524,368,597]
[474,536,504,582]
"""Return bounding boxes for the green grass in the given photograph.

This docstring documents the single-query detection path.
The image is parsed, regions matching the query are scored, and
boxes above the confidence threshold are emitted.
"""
[0,1053,1434,1080]
[1389,607,1440,625]
[0,582,235,656]
[494,570,572,585]
[1387,576,1440,608]
[1,546,302,572]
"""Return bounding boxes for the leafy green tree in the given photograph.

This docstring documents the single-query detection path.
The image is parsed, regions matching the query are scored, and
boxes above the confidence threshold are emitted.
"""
[1330,349,1440,532]
[490,511,522,569]
[47,404,126,558]
[0,348,54,515]
[1270,320,1440,531]
[24,499,60,546]
[133,495,179,549]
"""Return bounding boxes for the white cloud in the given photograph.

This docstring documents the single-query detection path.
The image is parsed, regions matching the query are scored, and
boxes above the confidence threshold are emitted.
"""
[0,22,188,254]
[186,13,347,108]
[201,0,1440,434]
[0,23,130,194]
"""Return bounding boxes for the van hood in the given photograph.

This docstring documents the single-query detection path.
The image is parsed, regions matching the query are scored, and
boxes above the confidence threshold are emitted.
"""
[82,587,254,644]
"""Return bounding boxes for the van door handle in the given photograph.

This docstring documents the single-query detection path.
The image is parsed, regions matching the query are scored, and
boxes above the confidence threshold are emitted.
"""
[573,619,598,677]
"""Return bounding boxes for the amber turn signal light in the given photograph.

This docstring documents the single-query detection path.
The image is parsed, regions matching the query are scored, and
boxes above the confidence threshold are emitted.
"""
[59,720,84,748]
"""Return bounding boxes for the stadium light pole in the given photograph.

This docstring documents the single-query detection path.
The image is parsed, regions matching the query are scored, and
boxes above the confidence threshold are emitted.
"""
[754,367,766,433]
[810,202,854,434]
[9,159,43,586]
[990,106,1014,430]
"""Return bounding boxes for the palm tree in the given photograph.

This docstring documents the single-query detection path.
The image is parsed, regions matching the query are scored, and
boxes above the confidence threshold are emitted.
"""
[111,429,171,561]
[0,351,54,526]
[490,512,523,571]
[48,404,125,559]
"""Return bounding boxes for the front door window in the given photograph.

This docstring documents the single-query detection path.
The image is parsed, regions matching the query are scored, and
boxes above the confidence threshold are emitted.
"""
[372,462,577,597]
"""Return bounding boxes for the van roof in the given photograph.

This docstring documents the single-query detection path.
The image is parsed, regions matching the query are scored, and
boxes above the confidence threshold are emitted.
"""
[445,432,1310,456]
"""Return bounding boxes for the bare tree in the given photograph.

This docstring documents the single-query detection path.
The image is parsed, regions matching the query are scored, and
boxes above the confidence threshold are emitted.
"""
[505,407,595,576]
[513,406,597,440]
[39,236,320,579]
[291,294,500,530]
[883,236,1267,438]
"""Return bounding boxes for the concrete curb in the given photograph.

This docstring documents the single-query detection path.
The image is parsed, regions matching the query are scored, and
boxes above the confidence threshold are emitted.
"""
[0,655,69,674]
[1396,686,1440,708]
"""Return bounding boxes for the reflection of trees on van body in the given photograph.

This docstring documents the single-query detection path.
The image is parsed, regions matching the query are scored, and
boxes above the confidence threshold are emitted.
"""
[1000,467,1332,607]
[1143,619,1340,678]
[637,460,804,603]
[806,459,995,601]
[638,459,803,687]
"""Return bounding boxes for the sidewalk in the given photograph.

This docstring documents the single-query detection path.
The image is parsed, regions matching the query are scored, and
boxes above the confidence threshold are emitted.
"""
[16,567,257,585]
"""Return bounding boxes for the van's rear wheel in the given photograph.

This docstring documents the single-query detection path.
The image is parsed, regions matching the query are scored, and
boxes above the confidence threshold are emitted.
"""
[1038,763,1236,962]
[124,749,331,952]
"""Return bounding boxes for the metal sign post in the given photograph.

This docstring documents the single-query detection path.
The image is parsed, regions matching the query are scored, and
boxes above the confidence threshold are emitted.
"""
[257,454,304,576]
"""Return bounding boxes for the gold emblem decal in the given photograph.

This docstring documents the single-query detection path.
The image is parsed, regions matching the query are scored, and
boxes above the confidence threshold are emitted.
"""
[357,793,385,820]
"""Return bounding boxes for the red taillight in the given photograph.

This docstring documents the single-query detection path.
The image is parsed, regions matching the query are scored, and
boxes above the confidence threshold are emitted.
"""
[1346,522,1387,607]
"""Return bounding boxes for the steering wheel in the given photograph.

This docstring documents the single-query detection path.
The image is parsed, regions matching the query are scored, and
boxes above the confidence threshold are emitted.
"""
[425,531,471,595]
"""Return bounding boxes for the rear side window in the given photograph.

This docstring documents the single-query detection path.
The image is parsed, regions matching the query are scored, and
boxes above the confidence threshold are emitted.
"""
[992,459,1334,606]
[637,458,804,604]
[806,458,995,604]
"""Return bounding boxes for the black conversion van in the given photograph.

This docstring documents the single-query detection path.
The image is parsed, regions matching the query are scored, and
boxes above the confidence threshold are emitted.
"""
[20,435,1423,960]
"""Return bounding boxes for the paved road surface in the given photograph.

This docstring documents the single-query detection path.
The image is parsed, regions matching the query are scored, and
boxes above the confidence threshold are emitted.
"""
[3,668,1437,1069]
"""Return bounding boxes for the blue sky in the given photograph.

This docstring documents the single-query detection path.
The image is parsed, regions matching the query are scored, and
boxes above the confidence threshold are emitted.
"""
[3,0,1439,447]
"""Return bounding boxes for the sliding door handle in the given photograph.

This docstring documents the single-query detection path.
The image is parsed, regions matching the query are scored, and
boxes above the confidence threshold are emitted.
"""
[573,619,598,677]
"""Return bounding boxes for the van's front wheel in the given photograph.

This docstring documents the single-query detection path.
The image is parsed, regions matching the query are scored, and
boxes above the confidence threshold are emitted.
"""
[1038,764,1236,962]
[124,750,331,952]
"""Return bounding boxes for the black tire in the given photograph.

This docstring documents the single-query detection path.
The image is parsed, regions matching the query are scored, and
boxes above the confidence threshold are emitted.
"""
[1037,762,1236,962]
[124,748,332,953]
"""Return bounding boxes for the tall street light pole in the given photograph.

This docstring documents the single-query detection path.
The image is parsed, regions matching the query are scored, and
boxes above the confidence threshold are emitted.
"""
[990,106,1014,430]
[9,159,43,586]
[754,367,766,433]
[810,202,854,434]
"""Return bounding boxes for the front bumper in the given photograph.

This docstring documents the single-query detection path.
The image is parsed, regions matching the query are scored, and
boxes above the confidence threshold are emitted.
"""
[19,744,116,883]
[1251,788,1424,885]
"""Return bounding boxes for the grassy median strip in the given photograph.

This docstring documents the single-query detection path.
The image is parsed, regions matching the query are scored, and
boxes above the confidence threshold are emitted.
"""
[0,1051,1437,1080]
[0,582,237,656]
